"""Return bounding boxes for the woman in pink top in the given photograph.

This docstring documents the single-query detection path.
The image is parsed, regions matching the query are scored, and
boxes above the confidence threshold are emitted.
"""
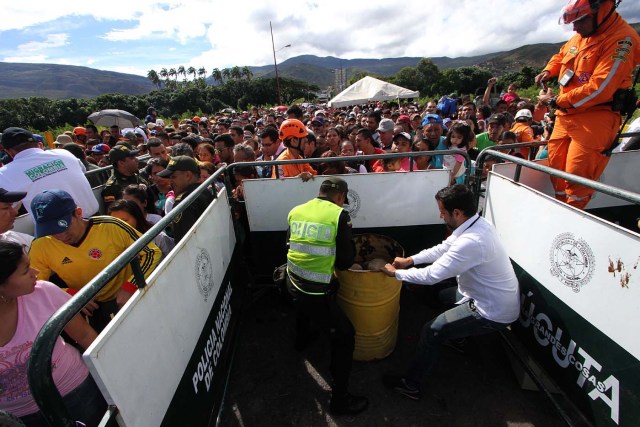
[0,241,106,426]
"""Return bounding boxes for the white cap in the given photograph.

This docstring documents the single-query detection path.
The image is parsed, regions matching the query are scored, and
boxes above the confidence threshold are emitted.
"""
[515,109,533,120]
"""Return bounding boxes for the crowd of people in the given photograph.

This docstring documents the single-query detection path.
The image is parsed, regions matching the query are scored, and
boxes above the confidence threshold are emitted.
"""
[0,93,545,424]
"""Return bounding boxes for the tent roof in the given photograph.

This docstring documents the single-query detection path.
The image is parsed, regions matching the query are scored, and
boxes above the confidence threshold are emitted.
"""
[328,76,419,108]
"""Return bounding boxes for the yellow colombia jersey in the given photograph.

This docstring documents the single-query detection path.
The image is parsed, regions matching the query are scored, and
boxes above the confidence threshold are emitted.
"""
[29,216,161,302]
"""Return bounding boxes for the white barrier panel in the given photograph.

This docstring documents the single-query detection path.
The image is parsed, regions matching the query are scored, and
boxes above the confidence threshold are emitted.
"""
[84,192,236,427]
[491,150,640,209]
[485,173,639,360]
[242,170,451,232]
[485,173,640,425]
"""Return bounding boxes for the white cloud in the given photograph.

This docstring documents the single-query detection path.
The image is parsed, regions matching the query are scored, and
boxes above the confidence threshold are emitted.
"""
[3,54,48,63]
[102,1,212,44]
[1,0,639,75]
[2,33,69,63]
[18,33,69,53]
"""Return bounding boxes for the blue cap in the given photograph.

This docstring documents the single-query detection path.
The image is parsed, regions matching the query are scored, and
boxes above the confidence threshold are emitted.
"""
[422,114,443,126]
[30,190,77,238]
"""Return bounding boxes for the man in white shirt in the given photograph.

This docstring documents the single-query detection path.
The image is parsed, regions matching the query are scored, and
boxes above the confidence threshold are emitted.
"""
[381,184,519,400]
[0,127,99,220]
[0,187,34,249]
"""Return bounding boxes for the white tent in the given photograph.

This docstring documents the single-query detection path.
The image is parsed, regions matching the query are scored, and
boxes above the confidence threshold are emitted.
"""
[327,76,419,108]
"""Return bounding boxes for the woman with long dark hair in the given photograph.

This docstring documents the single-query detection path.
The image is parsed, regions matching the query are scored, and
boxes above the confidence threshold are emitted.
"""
[0,241,106,426]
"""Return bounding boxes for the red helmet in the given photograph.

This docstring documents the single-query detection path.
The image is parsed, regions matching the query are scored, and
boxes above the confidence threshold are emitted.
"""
[279,119,308,140]
[559,0,604,24]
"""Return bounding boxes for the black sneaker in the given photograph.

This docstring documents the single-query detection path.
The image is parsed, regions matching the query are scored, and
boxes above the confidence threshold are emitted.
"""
[329,392,369,416]
[382,374,421,400]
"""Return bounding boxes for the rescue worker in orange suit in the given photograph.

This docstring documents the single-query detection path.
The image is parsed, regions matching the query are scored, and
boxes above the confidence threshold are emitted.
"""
[272,119,317,181]
[535,0,640,209]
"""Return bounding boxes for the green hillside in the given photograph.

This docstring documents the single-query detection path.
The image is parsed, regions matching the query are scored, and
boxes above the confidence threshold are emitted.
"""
[0,63,155,99]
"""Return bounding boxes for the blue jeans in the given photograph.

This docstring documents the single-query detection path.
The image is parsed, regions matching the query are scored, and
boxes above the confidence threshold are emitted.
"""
[404,287,510,389]
[20,374,106,427]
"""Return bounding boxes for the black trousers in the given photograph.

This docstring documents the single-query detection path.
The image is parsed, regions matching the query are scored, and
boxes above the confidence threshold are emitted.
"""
[286,276,355,395]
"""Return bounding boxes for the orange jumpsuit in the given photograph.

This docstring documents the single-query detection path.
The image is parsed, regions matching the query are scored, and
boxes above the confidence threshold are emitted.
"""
[272,147,317,178]
[511,122,534,159]
[543,6,640,209]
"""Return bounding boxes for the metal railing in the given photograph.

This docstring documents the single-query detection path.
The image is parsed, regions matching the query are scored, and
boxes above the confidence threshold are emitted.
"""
[84,154,151,188]
[224,149,473,183]
[27,165,226,427]
[474,148,640,206]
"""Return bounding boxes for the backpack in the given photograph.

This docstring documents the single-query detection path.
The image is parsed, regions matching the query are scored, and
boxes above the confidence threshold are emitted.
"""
[437,96,457,118]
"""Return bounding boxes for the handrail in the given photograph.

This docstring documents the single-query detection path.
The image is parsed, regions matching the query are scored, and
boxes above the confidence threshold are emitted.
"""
[27,164,228,426]
[223,150,473,205]
[84,154,151,179]
[474,149,640,207]
[225,149,473,180]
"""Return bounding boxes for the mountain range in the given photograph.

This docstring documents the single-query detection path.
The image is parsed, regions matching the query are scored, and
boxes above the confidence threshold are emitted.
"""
[1,23,638,100]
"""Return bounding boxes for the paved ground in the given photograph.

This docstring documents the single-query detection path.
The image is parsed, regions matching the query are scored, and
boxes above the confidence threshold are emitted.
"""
[219,284,567,427]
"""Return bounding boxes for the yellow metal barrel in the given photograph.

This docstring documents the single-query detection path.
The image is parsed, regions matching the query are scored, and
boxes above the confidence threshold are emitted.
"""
[336,234,403,361]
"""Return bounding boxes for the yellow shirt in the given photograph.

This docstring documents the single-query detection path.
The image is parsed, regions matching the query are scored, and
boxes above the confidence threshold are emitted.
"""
[29,216,161,302]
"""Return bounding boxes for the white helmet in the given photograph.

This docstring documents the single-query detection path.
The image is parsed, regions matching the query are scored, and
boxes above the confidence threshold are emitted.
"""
[515,109,533,120]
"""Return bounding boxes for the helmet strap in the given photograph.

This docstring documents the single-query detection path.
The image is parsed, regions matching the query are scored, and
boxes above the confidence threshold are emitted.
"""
[287,137,302,151]
[589,0,617,36]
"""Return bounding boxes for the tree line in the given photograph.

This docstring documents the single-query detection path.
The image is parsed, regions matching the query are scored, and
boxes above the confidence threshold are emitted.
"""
[146,65,253,90]
[0,76,319,132]
[348,59,542,99]
[0,58,544,133]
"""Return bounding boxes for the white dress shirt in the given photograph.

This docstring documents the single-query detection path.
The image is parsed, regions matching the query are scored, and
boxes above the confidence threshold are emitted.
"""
[395,214,520,323]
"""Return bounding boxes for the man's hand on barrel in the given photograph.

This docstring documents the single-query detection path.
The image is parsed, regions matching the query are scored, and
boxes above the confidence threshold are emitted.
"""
[381,263,396,277]
[392,257,413,269]
[382,256,413,277]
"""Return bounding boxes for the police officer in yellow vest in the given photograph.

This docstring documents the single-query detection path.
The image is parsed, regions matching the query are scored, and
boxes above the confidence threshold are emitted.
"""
[286,176,368,416]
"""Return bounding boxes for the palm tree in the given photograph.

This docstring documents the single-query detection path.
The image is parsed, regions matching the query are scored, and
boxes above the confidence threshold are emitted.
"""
[147,70,162,89]
[168,68,177,82]
[211,68,223,84]
[231,66,242,80]
[159,68,168,85]
[187,66,196,81]
[198,67,207,80]
[177,65,186,82]
[241,66,253,80]
[222,68,231,81]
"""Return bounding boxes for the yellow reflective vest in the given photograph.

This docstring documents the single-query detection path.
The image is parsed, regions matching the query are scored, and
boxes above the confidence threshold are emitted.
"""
[287,198,343,285]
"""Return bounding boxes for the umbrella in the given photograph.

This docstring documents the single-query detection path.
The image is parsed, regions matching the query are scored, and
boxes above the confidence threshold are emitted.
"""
[88,109,141,128]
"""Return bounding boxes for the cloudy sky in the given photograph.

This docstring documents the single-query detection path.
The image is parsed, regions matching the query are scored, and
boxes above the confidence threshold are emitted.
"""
[1,0,639,77]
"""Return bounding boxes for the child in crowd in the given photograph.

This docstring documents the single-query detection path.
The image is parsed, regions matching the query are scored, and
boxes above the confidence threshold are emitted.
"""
[380,156,403,172]
[443,121,473,184]
[499,131,525,159]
